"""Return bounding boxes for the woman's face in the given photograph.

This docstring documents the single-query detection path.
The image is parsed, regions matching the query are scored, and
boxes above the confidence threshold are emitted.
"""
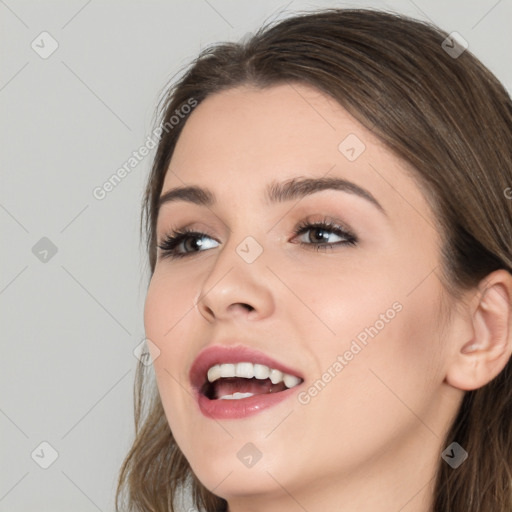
[144,83,464,509]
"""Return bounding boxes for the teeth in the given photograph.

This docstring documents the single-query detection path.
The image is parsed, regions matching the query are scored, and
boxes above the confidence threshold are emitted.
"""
[220,363,235,378]
[269,369,284,385]
[253,363,270,379]
[283,374,302,388]
[207,364,222,383]
[206,361,301,389]
[236,362,254,379]
[219,392,255,400]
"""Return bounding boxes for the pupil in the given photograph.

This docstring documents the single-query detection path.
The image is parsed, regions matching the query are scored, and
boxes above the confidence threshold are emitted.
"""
[186,237,202,251]
[311,228,327,243]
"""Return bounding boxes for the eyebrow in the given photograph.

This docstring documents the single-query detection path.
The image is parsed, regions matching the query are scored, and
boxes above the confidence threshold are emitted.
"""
[158,176,386,216]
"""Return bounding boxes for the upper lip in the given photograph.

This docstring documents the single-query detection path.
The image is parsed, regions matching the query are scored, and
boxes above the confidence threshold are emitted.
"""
[189,344,304,393]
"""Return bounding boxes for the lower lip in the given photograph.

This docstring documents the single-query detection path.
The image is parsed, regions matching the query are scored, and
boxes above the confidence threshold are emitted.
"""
[195,386,301,419]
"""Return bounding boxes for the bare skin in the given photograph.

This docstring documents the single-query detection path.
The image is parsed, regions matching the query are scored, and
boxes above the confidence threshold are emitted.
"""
[144,83,512,512]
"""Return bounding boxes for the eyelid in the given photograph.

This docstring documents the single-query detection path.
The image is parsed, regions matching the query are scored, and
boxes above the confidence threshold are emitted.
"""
[156,214,358,261]
[156,215,353,244]
[156,221,217,242]
[291,214,356,236]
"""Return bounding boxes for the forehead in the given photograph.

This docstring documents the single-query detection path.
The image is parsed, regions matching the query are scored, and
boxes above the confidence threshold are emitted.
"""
[162,83,436,229]
[169,83,369,172]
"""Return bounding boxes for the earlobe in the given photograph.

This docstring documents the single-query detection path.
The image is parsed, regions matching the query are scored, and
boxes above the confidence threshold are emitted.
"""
[445,269,512,392]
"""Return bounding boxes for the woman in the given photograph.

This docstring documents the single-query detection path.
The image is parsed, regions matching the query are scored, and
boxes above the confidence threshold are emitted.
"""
[116,8,512,512]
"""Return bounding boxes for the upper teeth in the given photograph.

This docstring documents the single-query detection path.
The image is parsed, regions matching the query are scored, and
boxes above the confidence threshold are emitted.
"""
[207,362,302,389]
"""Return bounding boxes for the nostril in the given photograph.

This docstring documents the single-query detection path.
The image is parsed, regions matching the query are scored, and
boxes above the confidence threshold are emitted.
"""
[228,303,254,313]
[197,303,215,322]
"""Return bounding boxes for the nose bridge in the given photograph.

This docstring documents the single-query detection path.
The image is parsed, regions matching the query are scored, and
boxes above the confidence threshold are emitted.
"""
[195,227,272,321]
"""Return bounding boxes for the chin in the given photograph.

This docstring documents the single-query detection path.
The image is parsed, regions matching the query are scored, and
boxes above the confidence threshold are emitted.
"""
[193,463,283,501]
[182,438,292,498]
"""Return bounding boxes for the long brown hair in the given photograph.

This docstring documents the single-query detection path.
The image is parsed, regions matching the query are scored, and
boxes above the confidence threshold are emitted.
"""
[116,8,512,511]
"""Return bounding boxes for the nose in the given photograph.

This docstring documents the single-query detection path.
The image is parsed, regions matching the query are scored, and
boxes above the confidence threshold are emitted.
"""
[195,236,275,323]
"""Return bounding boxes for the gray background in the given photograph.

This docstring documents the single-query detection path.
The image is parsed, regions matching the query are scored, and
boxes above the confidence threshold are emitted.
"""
[1,0,510,511]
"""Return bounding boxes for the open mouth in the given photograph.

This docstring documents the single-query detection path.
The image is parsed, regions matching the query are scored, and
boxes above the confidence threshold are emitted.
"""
[201,362,303,400]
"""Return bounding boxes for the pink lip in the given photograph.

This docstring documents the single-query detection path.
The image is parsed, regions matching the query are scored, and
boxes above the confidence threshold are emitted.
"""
[189,345,304,420]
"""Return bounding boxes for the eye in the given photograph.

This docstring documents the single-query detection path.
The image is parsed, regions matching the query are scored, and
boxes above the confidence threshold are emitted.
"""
[157,228,219,260]
[291,217,357,251]
[157,216,358,261]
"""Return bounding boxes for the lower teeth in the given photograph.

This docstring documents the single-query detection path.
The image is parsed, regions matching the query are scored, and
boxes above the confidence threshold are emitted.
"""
[218,392,255,400]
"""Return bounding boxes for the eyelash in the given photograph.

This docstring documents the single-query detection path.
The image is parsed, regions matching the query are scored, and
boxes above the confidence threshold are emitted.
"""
[157,217,358,260]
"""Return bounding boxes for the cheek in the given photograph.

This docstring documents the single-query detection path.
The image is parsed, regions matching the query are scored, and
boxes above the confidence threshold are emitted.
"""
[307,271,445,420]
[143,269,197,343]
[143,270,201,392]
[298,297,443,468]
[143,272,199,433]
[342,286,444,422]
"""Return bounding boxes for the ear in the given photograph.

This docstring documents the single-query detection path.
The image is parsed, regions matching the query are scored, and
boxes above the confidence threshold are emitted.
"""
[445,269,512,391]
